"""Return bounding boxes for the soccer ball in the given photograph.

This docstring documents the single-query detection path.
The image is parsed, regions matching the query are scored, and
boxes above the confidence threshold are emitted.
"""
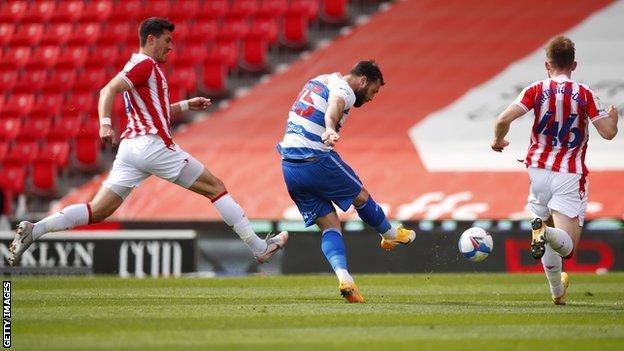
[458,227,494,262]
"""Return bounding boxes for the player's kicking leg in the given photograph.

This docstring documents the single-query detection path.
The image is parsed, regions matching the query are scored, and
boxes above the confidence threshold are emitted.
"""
[187,168,287,263]
[316,213,364,303]
[8,187,123,266]
[352,188,415,250]
[533,211,580,305]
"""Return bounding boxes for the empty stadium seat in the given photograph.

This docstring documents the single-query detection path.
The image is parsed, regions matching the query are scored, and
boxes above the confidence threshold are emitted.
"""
[198,0,230,21]
[202,56,228,94]
[42,68,77,93]
[40,23,73,46]
[68,23,101,46]
[168,0,200,22]
[99,22,133,45]
[22,0,56,24]
[20,116,52,141]
[0,71,18,93]
[221,13,251,39]
[252,14,279,45]
[239,32,269,72]
[26,46,60,70]
[31,94,64,117]
[280,8,309,48]
[44,140,71,170]
[3,94,35,116]
[169,66,198,93]
[320,0,349,23]
[259,0,288,16]
[10,23,44,46]
[0,118,21,143]
[48,114,82,141]
[80,0,113,23]
[67,92,97,113]
[12,69,48,93]
[0,23,15,46]
[230,0,261,17]
[74,69,107,92]
[211,33,240,69]
[0,1,28,23]
[56,46,89,69]
[291,0,320,21]
[0,165,26,195]
[138,0,171,21]
[186,20,219,44]
[50,0,84,23]
[0,47,31,70]
[31,149,59,194]
[74,121,101,169]
[112,0,142,23]
[174,43,208,67]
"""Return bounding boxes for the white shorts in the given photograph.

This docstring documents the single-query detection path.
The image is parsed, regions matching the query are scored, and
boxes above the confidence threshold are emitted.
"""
[102,134,204,199]
[526,167,588,226]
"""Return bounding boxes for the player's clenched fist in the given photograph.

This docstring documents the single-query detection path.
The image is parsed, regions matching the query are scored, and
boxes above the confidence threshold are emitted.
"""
[188,97,212,111]
[99,125,117,146]
[322,130,340,146]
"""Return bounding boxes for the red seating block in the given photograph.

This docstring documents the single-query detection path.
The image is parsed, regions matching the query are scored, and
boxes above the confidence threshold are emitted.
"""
[81,0,113,23]
[220,13,251,39]
[169,0,200,22]
[169,66,198,93]
[42,68,77,93]
[49,114,82,141]
[30,94,64,117]
[50,0,84,23]
[74,121,101,168]
[75,69,108,92]
[10,23,44,46]
[0,71,18,93]
[31,149,59,193]
[99,22,133,45]
[252,15,279,45]
[0,47,31,70]
[0,23,15,46]
[26,46,60,70]
[320,0,348,23]
[198,0,229,20]
[292,0,320,21]
[0,118,21,143]
[56,46,89,69]
[112,0,142,23]
[19,116,52,140]
[138,0,171,21]
[67,92,97,113]
[40,23,73,46]
[68,23,101,46]
[280,8,309,48]
[230,0,260,17]
[22,1,56,23]
[186,20,219,44]
[12,69,48,94]
[3,94,35,116]
[211,33,239,69]
[202,56,228,94]
[239,32,268,72]
[259,0,288,16]
[0,1,28,22]
[0,165,26,195]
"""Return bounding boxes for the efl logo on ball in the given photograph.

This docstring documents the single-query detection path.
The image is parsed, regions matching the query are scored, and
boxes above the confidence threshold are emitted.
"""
[458,227,494,262]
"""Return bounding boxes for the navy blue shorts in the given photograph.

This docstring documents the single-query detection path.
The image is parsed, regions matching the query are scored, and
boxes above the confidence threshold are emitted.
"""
[281,152,363,227]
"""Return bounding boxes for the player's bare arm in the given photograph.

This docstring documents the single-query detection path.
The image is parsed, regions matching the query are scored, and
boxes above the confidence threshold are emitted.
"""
[98,75,132,146]
[322,94,346,146]
[491,104,526,152]
[170,97,212,119]
[593,105,619,140]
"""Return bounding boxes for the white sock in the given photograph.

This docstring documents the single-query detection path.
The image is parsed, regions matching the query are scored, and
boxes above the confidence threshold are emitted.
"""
[381,225,397,240]
[32,204,90,240]
[213,194,267,254]
[544,226,573,257]
[542,244,565,298]
[336,268,353,284]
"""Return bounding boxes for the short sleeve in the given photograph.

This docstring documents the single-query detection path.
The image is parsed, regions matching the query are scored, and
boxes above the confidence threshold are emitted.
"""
[584,86,608,122]
[119,59,153,89]
[512,84,537,112]
[329,82,356,109]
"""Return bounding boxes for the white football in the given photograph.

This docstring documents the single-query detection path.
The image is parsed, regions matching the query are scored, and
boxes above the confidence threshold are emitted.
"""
[458,227,494,262]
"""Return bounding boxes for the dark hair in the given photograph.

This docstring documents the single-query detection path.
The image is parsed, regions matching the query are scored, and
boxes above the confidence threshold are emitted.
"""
[350,60,385,86]
[139,17,175,47]
[546,36,575,69]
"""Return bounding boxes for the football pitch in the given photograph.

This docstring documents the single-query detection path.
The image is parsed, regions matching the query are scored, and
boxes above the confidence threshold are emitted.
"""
[11,273,624,351]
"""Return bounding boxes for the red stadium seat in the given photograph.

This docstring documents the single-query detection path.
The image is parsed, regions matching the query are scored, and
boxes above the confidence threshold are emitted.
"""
[22,0,56,24]
[12,69,48,94]
[0,165,26,195]
[49,114,82,141]
[10,23,44,46]
[0,23,15,46]
[67,92,97,113]
[186,20,219,44]
[169,0,201,22]
[45,140,71,169]
[74,121,101,168]
[239,32,268,72]
[0,71,18,93]
[81,0,113,23]
[20,116,52,141]
[31,149,59,194]
[202,56,228,94]
[198,0,230,21]
[175,43,208,67]
[229,0,260,17]
[259,0,288,17]
[85,45,121,70]
[6,138,38,166]
[99,22,134,45]
[0,142,8,162]
[0,118,21,143]
[56,46,89,69]
[0,47,31,70]
[26,46,61,70]
[220,13,251,40]
[68,23,101,46]
[280,8,309,48]
[252,14,279,45]
[39,23,73,46]
[50,0,84,23]
[74,69,108,92]
[320,0,348,23]
[169,66,198,93]
[31,94,64,117]
[112,0,142,23]
[171,21,190,42]
[0,1,28,22]
[292,0,320,21]
[211,33,239,69]
[42,68,77,93]
[3,94,35,116]
[138,0,171,21]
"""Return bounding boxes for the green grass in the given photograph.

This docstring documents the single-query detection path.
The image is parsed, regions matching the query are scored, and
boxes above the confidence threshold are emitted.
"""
[10,273,624,351]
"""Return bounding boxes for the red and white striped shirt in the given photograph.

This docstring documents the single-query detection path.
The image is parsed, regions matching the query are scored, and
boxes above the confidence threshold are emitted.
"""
[118,53,174,148]
[514,75,608,175]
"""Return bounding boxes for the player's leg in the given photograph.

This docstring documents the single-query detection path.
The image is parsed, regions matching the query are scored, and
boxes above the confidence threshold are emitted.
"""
[315,212,364,303]
[180,159,286,262]
[352,188,415,250]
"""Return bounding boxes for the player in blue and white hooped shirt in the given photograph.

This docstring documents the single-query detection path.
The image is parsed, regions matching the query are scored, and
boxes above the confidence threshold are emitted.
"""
[277,61,416,303]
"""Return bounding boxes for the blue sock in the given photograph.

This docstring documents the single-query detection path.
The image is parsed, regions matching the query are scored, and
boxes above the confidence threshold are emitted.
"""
[355,196,391,234]
[321,229,347,272]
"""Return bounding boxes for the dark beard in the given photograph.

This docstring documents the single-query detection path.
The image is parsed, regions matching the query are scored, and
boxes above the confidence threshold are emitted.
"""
[353,89,366,107]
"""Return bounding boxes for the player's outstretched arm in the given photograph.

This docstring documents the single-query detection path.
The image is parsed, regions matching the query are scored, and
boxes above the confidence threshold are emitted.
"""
[491,104,526,152]
[98,76,132,146]
[593,105,619,140]
[322,95,345,147]
[170,97,212,119]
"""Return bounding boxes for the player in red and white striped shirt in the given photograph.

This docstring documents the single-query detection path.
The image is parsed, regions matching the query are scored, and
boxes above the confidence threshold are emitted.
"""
[9,18,287,267]
[492,36,619,305]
